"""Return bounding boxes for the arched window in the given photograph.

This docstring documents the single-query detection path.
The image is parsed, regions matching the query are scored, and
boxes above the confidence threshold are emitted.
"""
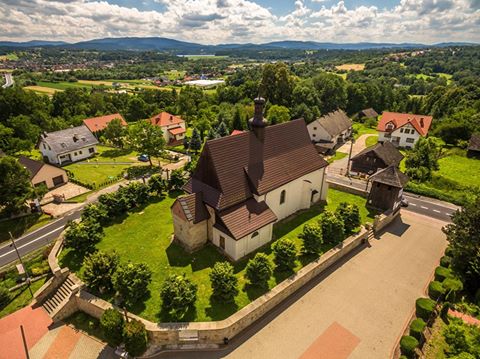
[280,190,286,205]
[251,231,259,238]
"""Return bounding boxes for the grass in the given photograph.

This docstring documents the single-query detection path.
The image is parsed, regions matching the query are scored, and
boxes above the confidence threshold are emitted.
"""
[68,191,93,203]
[436,153,480,188]
[353,123,377,139]
[64,162,131,186]
[335,64,365,71]
[365,135,378,147]
[60,189,375,323]
[0,53,19,61]
[15,148,43,161]
[0,213,52,244]
[23,86,60,95]
[164,70,186,81]
[0,277,47,318]
[327,151,348,164]
[94,145,139,163]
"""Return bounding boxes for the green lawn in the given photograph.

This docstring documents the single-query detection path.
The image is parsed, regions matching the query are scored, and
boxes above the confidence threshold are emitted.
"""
[436,154,480,188]
[0,278,47,318]
[60,189,375,323]
[36,81,97,90]
[365,135,378,147]
[0,213,52,244]
[64,163,131,187]
[328,151,348,164]
[353,123,377,139]
[93,145,139,163]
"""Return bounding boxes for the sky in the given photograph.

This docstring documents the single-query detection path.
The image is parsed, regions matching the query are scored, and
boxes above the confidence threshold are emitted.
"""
[0,0,479,44]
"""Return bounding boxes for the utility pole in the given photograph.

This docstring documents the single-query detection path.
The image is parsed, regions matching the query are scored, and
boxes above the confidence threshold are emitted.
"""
[346,137,355,181]
[9,231,33,297]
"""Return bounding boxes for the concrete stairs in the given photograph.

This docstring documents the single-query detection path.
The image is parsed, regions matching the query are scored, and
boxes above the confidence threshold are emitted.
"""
[42,274,81,318]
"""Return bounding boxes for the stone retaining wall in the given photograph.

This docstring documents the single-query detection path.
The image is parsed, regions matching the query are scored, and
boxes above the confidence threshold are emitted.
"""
[327,180,368,197]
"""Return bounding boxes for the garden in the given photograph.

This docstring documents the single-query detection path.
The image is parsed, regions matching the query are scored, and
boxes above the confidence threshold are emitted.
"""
[59,180,376,324]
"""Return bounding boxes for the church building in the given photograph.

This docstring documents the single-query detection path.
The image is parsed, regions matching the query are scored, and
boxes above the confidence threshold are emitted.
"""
[171,98,329,261]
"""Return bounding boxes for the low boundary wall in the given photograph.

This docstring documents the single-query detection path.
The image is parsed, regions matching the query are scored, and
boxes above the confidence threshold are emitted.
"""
[327,180,368,197]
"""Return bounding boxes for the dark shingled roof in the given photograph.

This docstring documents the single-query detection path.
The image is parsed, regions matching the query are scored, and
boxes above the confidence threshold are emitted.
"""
[315,110,352,137]
[359,108,378,118]
[176,193,210,224]
[215,199,277,240]
[39,125,98,155]
[18,156,44,179]
[468,134,480,152]
[184,119,328,211]
[352,141,404,166]
[369,166,409,188]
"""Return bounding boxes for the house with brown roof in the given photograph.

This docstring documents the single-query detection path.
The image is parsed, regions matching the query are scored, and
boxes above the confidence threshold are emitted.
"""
[367,166,409,211]
[467,134,480,158]
[171,98,329,260]
[306,110,353,153]
[351,141,404,176]
[149,112,186,146]
[19,156,67,189]
[82,113,127,134]
[357,108,379,120]
[377,112,433,148]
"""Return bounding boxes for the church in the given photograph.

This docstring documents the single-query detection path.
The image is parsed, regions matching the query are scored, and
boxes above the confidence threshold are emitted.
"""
[170,98,329,261]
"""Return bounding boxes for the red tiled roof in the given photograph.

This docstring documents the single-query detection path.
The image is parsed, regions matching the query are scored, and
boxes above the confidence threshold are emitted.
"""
[149,112,184,127]
[230,130,245,136]
[377,112,432,136]
[168,127,186,135]
[82,113,127,133]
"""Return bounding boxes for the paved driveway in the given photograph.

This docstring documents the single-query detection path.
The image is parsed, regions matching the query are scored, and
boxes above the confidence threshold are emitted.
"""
[328,134,376,175]
[155,211,447,359]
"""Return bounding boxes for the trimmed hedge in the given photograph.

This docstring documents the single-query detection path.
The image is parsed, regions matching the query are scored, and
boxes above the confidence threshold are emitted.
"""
[442,277,463,301]
[123,319,147,356]
[440,256,451,268]
[428,281,445,300]
[434,266,452,282]
[409,318,426,340]
[400,335,419,357]
[100,308,124,345]
[416,297,436,320]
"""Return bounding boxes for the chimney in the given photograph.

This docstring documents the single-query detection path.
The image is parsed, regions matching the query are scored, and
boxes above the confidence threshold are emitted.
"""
[249,97,268,141]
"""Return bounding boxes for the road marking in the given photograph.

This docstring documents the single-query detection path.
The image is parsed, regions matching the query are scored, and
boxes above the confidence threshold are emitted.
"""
[409,203,417,206]
[421,206,429,209]
[0,226,64,259]
[433,210,440,213]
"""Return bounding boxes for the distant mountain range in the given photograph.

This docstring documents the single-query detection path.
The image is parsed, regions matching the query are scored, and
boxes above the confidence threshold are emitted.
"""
[0,37,477,52]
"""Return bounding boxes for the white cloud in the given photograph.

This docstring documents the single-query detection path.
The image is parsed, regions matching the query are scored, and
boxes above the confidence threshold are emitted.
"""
[0,0,478,44]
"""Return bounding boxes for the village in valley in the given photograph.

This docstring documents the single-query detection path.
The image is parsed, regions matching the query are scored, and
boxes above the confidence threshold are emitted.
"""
[1,6,480,359]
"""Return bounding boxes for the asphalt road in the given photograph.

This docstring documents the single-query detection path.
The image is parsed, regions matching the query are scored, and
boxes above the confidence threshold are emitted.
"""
[2,73,14,88]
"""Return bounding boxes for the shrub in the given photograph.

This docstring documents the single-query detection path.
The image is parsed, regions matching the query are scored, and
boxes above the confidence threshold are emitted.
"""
[160,274,197,320]
[31,263,50,276]
[112,262,152,307]
[318,210,345,244]
[443,277,463,301]
[440,255,452,268]
[100,308,124,345]
[64,220,103,253]
[415,298,436,320]
[0,285,11,309]
[434,266,452,282]
[409,318,426,340]
[98,192,129,216]
[81,203,109,225]
[428,281,445,300]
[272,238,297,271]
[400,335,419,357]
[335,202,361,234]
[209,262,238,303]
[168,169,186,191]
[123,319,147,356]
[120,182,150,208]
[299,223,323,255]
[83,251,119,293]
[148,174,166,196]
[245,253,273,288]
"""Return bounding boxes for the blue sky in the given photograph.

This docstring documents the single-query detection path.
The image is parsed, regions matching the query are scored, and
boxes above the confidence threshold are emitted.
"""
[0,0,479,44]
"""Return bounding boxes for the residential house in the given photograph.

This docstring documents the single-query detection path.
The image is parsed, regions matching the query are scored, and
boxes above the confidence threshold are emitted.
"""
[467,134,480,158]
[82,113,127,135]
[357,108,379,120]
[377,112,433,148]
[149,112,186,146]
[171,98,329,261]
[19,156,67,189]
[38,125,98,165]
[307,110,353,154]
[367,166,409,212]
[351,141,404,176]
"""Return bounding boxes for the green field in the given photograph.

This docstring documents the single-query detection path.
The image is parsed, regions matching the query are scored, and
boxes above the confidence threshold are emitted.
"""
[353,123,377,139]
[365,135,378,147]
[328,151,348,164]
[60,189,375,323]
[437,154,480,187]
[64,162,131,186]
[0,53,19,61]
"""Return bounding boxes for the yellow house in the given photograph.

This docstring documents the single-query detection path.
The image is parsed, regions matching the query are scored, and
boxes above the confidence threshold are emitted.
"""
[19,156,68,189]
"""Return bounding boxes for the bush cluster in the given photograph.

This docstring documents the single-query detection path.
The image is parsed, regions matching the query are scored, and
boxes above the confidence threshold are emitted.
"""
[409,318,426,340]
[245,253,273,288]
[415,297,436,320]
[113,262,152,307]
[100,308,124,345]
[209,262,238,303]
[434,265,452,282]
[272,238,297,271]
[400,335,419,358]
[428,280,445,300]
[299,223,323,255]
[160,274,197,321]
[335,202,361,235]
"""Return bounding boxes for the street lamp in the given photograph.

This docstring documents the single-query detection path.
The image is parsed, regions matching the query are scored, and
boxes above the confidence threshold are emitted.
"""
[9,231,33,297]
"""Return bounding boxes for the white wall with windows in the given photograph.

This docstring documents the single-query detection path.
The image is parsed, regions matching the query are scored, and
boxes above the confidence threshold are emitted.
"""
[378,123,421,148]
[39,140,97,165]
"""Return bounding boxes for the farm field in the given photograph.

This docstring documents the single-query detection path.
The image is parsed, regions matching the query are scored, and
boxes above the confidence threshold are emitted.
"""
[335,63,365,71]
[60,189,375,323]
[23,85,59,95]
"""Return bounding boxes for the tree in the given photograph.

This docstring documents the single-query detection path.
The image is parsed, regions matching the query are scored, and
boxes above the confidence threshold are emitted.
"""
[160,274,197,320]
[259,62,295,106]
[209,262,238,302]
[100,308,124,345]
[312,73,347,114]
[245,253,273,288]
[189,127,202,153]
[81,203,109,225]
[126,97,148,121]
[216,121,229,137]
[64,220,103,253]
[206,127,219,140]
[128,121,165,166]
[405,137,442,181]
[123,319,147,356]
[443,197,480,293]
[318,210,345,244]
[267,105,290,125]
[299,223,323,255]
[0,156,36,215]
[272,238,297,271]
[104,118,126,148]
[168,169,186,191]
[335,203,361,235]
[83,250,119,293]
[148,174,166,196]
[112,262,152,307]
[232,106,245,131]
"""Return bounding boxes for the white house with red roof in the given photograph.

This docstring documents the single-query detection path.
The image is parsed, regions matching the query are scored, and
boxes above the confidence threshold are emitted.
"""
[82,113,127,134]
[377,112,433,148]
[149,112,186,146]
